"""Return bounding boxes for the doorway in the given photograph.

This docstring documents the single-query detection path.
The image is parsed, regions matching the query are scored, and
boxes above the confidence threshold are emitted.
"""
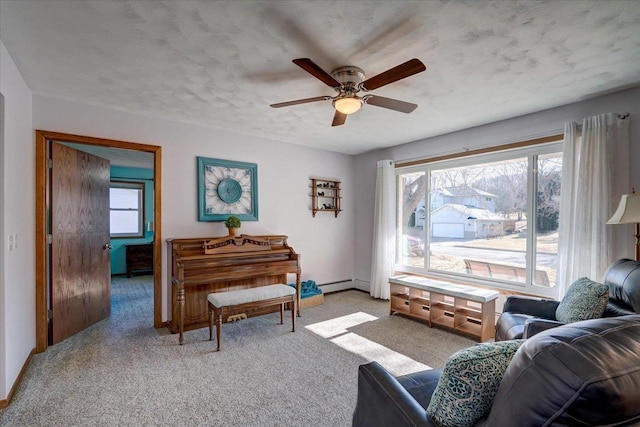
[35,131,162,353]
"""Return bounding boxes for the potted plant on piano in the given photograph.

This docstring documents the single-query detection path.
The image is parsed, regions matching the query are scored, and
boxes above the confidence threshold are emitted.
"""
[224,215,241,237]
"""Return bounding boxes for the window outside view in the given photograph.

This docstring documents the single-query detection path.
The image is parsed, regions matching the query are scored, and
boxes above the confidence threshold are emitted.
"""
[110,183,144,237]
[397,148,562,293]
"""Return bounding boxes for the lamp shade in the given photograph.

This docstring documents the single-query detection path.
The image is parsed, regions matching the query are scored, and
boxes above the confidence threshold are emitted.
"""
[607,193,640,224]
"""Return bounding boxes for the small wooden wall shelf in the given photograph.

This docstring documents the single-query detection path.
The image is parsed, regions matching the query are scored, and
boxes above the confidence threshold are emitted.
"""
[310,178,342,218]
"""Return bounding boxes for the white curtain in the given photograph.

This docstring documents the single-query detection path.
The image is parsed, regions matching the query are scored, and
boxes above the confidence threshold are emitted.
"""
[370,160,396,300]
[557,113,630,297]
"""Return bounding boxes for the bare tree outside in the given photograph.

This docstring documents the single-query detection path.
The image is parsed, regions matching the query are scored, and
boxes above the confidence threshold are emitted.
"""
[401,173,426,229]
[478,162,527,220]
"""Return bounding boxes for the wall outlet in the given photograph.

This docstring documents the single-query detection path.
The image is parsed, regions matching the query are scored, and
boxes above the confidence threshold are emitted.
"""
[8,234,15,251]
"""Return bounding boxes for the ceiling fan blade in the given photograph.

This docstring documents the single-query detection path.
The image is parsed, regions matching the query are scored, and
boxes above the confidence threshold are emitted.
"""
[360,58,426,91]
[332,111,347,127]
[270,96,330,108]
[364,95,418,113]
[293,58,342,88]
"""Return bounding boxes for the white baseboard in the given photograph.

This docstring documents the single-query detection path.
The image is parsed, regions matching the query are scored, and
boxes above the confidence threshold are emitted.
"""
[353,279,370,292]
[318,279,370,294]
[319,280,354,294]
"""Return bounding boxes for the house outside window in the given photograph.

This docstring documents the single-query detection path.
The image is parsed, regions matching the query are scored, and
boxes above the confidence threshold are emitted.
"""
[110,181,144,238]
[396,141,563,297]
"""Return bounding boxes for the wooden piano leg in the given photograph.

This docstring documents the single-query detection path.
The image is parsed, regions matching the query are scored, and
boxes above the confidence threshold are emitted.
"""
[296,272,302,317]
[280,303,284,324]
[216,310,222,351]
[178,288,185,345]
[291,296,296,332]
[208,302,213,341]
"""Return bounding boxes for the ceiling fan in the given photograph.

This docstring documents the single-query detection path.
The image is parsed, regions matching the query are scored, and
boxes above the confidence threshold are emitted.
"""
[270,58,426,126]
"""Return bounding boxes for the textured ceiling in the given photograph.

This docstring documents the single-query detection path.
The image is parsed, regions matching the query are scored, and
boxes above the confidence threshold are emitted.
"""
[1,0,639,155]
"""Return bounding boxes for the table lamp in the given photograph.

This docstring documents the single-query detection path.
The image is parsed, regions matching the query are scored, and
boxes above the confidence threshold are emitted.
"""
[607,188,640,261]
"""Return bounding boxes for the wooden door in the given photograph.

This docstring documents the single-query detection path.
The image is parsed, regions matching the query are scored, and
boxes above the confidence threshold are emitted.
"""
[50,142,111,344]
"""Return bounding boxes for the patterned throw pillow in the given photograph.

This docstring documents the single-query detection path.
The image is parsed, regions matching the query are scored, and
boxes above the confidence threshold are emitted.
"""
[426,340,524,427]
[555,277,609,324]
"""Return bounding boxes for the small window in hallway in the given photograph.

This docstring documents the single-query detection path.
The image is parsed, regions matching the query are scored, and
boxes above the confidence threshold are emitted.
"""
[110,181,144,238]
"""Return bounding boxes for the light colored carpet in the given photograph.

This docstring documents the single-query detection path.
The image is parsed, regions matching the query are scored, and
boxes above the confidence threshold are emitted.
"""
[0,276,475,426]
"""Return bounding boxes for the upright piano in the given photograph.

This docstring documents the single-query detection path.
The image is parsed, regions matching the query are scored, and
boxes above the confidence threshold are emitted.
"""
[167,234,302,344]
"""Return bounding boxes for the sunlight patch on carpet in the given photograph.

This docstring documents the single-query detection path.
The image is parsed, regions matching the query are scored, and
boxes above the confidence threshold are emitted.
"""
[331,333,432,376]
[304,312,378,338]
[306,312,432,376]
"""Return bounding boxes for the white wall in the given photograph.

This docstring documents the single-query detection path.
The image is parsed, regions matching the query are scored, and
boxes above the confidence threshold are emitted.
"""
[0,40,35,400]
[354,87,640,287]
[32,95,356,321]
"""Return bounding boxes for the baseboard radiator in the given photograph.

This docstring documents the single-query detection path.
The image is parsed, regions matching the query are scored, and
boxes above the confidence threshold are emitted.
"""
[319,279,370,294]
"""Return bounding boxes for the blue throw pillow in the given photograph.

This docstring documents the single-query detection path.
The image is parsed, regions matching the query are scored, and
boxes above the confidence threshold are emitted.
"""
[555,277,609,323]
[426,339,524,427]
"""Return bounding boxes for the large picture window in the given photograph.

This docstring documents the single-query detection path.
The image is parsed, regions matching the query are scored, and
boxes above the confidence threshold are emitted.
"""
[396,141,563,297]
[110,181,144,238]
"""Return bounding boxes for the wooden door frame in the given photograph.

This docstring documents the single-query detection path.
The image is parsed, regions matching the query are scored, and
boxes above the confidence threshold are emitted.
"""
[35,130,162,353]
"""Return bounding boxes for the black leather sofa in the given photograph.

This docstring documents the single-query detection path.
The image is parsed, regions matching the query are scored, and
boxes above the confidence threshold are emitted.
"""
[352,315,640,426]
[495,258,640,341]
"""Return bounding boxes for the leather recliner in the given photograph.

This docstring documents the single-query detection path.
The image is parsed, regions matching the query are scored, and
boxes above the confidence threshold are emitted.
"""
[494,258,640,341]
[352,315,640,426]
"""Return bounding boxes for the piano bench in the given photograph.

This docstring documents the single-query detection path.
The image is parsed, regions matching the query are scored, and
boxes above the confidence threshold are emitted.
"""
[207,284,297,351]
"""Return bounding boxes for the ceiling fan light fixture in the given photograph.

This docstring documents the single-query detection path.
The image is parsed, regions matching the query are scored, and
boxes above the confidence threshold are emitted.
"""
[333,96,363,115]
[274,58,426,126]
